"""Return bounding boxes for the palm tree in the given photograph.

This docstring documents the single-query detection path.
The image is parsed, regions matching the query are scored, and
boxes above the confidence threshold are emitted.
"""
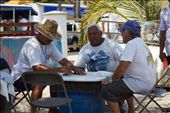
[79,0,168,45]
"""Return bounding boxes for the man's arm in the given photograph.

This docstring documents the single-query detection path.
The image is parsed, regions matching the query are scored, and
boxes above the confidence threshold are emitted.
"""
[112,61,130,81]
[159,31,166,61]
[59,58,85,75]
[32,64,73,74]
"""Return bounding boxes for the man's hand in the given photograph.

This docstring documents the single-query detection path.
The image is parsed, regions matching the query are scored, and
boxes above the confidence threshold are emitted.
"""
[101,79,111,85]
[59,66,73,75]
[73,67,86,75]
[159,52,166,62]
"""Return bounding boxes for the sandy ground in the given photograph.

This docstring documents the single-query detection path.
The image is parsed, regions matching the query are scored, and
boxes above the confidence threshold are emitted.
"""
[11,52,170,113]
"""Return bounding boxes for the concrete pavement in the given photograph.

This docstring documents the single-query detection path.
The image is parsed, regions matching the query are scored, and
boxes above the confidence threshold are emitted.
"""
[12,52,170,113]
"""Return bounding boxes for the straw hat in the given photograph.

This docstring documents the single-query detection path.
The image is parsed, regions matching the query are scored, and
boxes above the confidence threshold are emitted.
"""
[34,19,61,40]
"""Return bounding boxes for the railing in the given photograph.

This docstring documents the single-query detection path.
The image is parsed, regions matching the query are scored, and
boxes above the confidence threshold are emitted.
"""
[0,22,37,37]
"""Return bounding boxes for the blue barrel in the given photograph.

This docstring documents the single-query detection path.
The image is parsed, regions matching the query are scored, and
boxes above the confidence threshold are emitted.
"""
[59,92,105,113]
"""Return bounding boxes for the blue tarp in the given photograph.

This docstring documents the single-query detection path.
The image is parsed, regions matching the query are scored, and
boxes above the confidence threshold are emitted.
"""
[0,5,38,19]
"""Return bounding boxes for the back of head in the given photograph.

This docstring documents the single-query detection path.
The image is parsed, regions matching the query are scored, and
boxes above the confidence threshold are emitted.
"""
[119,20,141,38]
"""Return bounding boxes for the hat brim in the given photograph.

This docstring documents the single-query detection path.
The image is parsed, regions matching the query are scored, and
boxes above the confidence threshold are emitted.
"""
[34,24,61,40]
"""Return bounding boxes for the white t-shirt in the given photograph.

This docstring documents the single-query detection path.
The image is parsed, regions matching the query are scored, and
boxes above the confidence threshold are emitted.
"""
[17,18,28,31]
[122,38,156,92]
[11,37,64,81]
[159,4,170,55]
[75,38,123,72]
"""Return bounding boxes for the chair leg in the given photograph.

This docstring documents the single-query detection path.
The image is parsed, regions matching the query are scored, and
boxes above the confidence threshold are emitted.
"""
[21,91,31,105]
[13,91,30,107]
[149,96,167,113]
[134,94,148,110]
[133,95,151,113]
[137,95,167,113]
[139,97,153,113]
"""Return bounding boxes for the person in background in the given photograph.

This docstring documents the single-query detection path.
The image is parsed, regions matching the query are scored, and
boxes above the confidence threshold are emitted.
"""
[15,14,28,31]
[11,19,85,113]
[75,24,131,113]
[101,20,156,113]
[159,0,170,64]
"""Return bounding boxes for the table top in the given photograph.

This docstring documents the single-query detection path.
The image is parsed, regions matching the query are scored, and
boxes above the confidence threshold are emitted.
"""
[62,71,112,82]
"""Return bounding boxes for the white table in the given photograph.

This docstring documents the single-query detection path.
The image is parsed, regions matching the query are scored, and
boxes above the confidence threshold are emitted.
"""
[59,71,113,113]
[62,71,112,82]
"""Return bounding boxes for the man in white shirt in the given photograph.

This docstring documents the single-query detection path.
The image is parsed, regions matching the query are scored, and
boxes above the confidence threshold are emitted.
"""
[11,19,84,113]
[75,24,123,73]
[159,0,170,64]
[101,20,156,113]
[75,24,129,112]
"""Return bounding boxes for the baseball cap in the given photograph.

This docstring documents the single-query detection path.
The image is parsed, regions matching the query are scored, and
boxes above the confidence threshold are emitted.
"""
[118,20,141,32]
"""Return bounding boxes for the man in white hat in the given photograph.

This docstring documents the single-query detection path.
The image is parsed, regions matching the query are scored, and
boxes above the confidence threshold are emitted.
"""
[11,19,85,113]
[159,0,170,64]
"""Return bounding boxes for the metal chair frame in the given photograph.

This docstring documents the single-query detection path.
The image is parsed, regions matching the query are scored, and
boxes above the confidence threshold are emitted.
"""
[22,71,72,113]
[133,65,170,113]
[0,58,30,113]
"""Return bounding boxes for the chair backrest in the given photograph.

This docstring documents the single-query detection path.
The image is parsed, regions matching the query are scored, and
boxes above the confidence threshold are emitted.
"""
[22,71,68,101]
[22,71,64,86]
[0,58,11,72]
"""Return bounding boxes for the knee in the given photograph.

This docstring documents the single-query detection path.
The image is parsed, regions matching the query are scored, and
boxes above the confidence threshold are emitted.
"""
[32,84,44,92]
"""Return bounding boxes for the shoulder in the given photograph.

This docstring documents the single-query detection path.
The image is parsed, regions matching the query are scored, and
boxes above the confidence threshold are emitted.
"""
[81,43,90,50]
[127,38,143,48]
[24,37,38,47]
[20,18,28,22]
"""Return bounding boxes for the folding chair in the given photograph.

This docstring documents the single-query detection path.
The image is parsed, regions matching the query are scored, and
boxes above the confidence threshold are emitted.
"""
[0,58,30,113]
[133,65,170,113]
[22,71,72,113]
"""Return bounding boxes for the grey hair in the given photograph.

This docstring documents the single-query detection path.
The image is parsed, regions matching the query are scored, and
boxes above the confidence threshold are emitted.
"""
[130,30,141,38]
[87,24,101,32]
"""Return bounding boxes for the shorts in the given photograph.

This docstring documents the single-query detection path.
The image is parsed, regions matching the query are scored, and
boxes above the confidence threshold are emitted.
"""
[101,79,133,103]
[14,77,32,90]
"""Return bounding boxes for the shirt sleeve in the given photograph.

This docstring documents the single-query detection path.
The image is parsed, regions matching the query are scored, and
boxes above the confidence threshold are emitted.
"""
[24,42,44,67]
[159,10,166,31]
[112,42,123,61]
[49,43,64,62]
[121,41,136,62]
[74,46,88,68]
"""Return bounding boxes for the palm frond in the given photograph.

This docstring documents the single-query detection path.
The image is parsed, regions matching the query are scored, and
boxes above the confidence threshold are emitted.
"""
[79,0,127,45]
[79,0,168,45]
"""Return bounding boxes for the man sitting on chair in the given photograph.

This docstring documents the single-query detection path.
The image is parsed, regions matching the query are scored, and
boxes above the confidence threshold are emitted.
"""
[101,20,157,113]
[11,19,85,113]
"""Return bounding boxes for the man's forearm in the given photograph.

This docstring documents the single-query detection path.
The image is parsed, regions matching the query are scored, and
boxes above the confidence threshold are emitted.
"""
[159,31,166,53]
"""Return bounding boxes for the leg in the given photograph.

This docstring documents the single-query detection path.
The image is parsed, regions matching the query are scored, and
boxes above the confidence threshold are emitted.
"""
[48,85,59,113]
[30,84,44,113]
[107,100,121,113]
[101,80,133,113]
[126,95,135,113]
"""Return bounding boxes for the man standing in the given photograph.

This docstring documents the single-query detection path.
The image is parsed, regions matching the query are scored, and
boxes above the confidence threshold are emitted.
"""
[159,0,170,64]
